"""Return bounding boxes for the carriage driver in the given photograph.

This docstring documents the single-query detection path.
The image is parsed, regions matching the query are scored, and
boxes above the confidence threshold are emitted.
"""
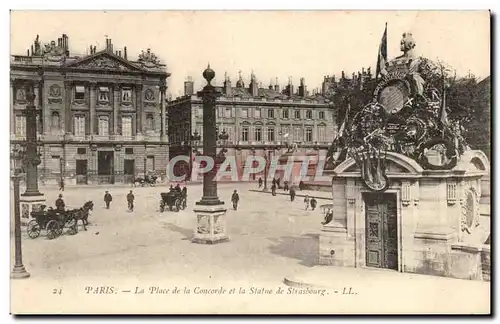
[55,194,65,213]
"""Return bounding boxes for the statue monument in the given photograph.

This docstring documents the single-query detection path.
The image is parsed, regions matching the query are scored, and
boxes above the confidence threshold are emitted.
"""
[321,32,489,281]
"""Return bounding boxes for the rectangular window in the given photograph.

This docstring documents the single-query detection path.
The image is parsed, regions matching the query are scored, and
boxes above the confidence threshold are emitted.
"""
[282,109,289,119]
[73,115,86,136]
[306,128,313,142]
[77,148,86,155]
[306,110,313,119]
[122,116,132,137]
[75,85,85,100]
[294,110,301,119]
[318,126,326,143]
[267,128,275,142]
[15,115,26,136]
[254,108,261,118]
[99,87,109,102]
[146,155,155,172]
[254,127,262,142]
[146,114,154,130]
[241,108,248,118]
[217,106,224,118]
[51,155,61,174]
[281,127,289,139]
[98,116,109,136]
[319,111,325,120]
[224,107,232,118]
[294,127,301,142]
[267,109,274,118]
[197,106,203,117]
[242,127,249,141]
[122,88,132,102]
[125,148,134,155]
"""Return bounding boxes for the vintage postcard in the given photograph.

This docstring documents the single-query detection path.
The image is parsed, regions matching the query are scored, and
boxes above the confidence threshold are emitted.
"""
[9,10,491,314]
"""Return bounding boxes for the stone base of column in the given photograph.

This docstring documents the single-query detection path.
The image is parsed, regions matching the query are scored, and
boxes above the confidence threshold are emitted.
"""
[19,194,46,226]
[11,265,30,279]
[192,205,229,244]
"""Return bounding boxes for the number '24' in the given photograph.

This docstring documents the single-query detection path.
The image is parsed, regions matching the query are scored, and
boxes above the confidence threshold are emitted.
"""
[52,288,62,295]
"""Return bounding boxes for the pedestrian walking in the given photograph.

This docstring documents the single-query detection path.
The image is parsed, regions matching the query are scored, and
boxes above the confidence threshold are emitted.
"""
[283,181,289,192]
[59,178,65,191]
[271,183,277,196]
[104,191,113,209]
[127,190,135,212]
[299,180,305,191]
[258,177,263,188]
[272,178,277,188]
[289,186,296,202]
[304,195,310,210]
[231,190,240,210]
[310,197,317,211]
[181,186,188,209]
[277,178,281,189]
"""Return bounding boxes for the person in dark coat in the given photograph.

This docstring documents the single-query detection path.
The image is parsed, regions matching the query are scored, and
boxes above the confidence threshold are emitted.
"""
[169,185,174,191]
[59,178,65,191]
[271,183,277,196]
[127,190,135,211]
[272,178,277,188]
[299,180,305,190]
[310,197,317,211]
[175,183,181,193]
[289,186,296,202]
[276,178,281,189]
[231,190,240,210]
[55,194,65,212]
[104,191,113,209]
[181,187,188,208]
[258,177,263,188]
[283,181,289,192]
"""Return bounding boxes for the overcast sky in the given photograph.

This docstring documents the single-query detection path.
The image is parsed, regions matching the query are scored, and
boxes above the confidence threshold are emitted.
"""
[10,11,490,97]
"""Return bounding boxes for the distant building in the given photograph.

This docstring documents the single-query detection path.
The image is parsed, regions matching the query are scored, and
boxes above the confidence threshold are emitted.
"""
[10,34,170,185]
[168,72,337,180]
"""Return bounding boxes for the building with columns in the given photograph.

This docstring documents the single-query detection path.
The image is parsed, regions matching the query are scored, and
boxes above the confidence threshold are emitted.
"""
[168,72,337,179]
[10,34,170,185]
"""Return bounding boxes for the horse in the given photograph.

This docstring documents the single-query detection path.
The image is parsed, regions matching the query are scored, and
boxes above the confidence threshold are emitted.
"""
[69,201,94,232]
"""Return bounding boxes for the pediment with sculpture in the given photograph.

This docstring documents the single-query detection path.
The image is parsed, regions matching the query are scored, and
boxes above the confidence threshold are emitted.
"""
[65,53,143,72]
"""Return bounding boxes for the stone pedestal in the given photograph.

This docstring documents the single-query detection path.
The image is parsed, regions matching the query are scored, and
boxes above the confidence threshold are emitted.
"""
[192,205,229,244]
[20,194,46,226]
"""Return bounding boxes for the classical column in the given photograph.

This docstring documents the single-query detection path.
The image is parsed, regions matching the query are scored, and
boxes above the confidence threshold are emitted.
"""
[192,65,228,245]
[135,84,143,135]
[113,84,120,136]
[64,81,72,134]
[10,78,14,133]
[89,82,97,135]
[160,80,167,140]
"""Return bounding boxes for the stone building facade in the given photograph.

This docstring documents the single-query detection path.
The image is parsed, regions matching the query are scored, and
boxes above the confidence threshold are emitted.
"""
[168,72,337,180]
[10,34,170,185]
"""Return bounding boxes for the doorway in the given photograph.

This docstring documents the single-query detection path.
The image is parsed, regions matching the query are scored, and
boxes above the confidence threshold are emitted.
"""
[364,192,398,270]
[98,151,114,184]
[124,159,135,183]
[76,159,88,184]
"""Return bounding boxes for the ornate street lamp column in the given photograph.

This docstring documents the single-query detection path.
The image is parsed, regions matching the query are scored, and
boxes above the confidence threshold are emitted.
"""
[192,65,229,244]
[19,83,45,225]
[189,131,201,181]
[11,146,30,279]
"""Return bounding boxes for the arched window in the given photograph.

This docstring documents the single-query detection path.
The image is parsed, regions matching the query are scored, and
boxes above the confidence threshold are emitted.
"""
[146,113,154,130]
[51,111,60,130]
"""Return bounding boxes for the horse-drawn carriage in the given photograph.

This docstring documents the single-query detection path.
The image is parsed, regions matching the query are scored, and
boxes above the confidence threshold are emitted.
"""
[159,191,186,212]
[133,174,158,187]
[27,201,94,239]
[27,206,78,239]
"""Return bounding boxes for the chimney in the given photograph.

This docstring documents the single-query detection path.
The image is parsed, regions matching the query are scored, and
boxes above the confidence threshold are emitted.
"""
[286,77,294,96]
[58,38,61,47]
[184,76,194,96]
[115,50,118,56]
[106,38,113,53]
[27,49,30,56]
[250,71,258,97]
[64,34,70,56]
[224,73,232,96]
[274,77,280,92]
[93,46,96,54]
[341,71,345,79]
[30,45,34,56]
[119,50,122,57]
[124,46,128,60]
[298,77,307,97]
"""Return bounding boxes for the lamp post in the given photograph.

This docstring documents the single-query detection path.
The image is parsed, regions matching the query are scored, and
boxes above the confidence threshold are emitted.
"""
[11,145,30,279]
[192,64,229,244]
[19,82,45,226]
[59,156,64,189]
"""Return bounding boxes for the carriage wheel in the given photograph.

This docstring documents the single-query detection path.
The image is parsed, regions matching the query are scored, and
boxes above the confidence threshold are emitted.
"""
[27,220,41,239]
[46,220,60,240]
[67,225,78,235]
[159,201,165,213]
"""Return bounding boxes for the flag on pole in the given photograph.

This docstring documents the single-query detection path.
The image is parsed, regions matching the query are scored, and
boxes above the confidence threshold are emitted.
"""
[376,23,388,81]
[337,100,351,138]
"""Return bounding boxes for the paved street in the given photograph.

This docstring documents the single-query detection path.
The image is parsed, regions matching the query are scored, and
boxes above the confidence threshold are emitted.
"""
[10,183,489,314]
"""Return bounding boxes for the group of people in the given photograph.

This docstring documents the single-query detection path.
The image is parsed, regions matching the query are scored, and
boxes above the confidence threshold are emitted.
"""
[257,178,317,211]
